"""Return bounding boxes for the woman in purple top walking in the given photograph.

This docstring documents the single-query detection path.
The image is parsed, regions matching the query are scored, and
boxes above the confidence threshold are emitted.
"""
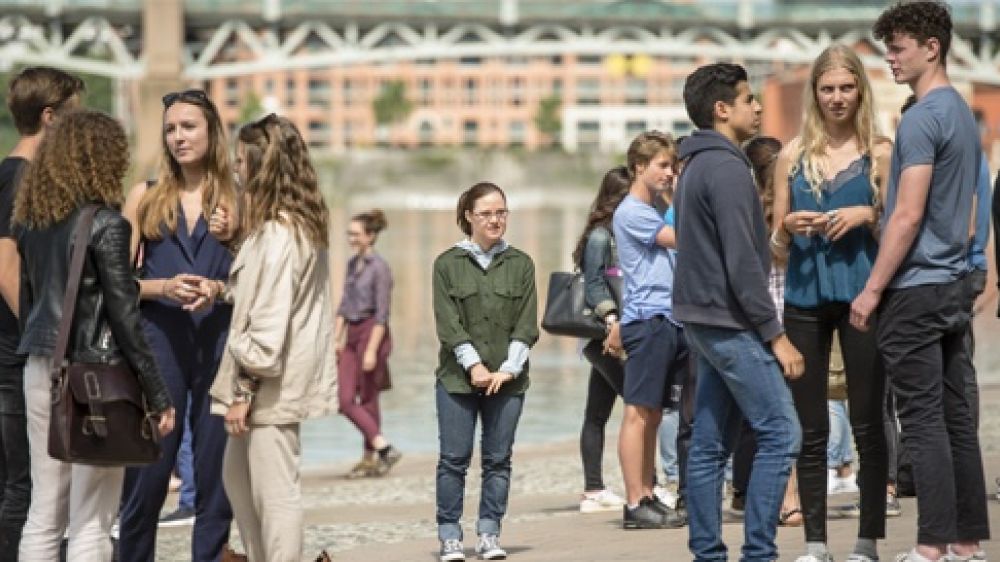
[334,209,401,477]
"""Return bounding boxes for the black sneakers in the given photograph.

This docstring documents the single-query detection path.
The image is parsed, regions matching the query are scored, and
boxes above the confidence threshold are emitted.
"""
[623,496,686,529]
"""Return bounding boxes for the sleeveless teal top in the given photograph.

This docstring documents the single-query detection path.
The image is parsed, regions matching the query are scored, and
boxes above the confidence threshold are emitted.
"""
[785,156,878,308]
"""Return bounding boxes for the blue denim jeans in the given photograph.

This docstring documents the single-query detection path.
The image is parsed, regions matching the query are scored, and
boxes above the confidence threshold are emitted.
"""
[435,382,524,542]
[827,400,853,469]
[683,324,801,562]
[176,407,195,511]
[659,408,680,482]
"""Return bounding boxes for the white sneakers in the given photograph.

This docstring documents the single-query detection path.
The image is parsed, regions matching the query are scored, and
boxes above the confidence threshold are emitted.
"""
[579,489,626,513]
[828,469,860,495]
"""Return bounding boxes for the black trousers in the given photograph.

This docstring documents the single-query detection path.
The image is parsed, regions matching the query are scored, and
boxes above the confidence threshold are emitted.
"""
[0,366,29,562]
[784,303,887,543]
[877,278,989,545]
[580,340,624,491]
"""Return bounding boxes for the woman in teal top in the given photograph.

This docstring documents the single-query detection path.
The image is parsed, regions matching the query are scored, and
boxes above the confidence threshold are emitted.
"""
[771,45,893,562]
[432,182,538,562]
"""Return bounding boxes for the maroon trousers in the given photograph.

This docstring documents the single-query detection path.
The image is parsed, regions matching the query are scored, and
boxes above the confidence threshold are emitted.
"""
[337,317,391,451]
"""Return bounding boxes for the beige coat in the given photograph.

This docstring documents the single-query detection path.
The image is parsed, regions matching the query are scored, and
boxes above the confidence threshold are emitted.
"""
[210,220,338,425]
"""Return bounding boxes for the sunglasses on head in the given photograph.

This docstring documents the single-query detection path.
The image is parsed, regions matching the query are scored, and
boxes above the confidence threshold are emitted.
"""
[162,89,210,108]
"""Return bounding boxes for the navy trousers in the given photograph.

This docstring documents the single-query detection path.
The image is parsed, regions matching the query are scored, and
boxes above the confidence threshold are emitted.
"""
[118,312,232,562]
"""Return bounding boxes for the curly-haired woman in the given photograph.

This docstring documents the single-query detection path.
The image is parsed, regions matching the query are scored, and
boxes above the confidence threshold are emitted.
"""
[118,89,239,562]
[201,114,337,562]
[13,109,175,561]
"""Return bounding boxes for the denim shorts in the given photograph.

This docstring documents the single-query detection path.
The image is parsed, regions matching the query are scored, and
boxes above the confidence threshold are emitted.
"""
[620,316,687,409]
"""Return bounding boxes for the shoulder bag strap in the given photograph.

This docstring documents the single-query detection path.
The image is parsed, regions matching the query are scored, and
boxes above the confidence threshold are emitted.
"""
[50,205,101,379]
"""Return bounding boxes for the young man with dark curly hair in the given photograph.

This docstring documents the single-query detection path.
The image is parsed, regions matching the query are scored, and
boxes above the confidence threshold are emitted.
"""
[0,66,84,558]
[673,62,804,562]
[851,2,990,561]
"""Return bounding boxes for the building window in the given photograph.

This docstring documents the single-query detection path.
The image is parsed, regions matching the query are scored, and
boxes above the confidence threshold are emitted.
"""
[419,78,433,106]
[577,54,602,65]
[463,120,478,147]
[576,78,600,105]
[308,78,331,109]
[672,120,693,137]
[625,120,647,138]
[550,55,563,65]
[577,121,600,150]
[459,56,482,66]
[342,79,354,107]
[552,78,563,95]
[509,77,524,107]
[625,78,647,105]
[285,78,296,107]
[464,78,478,105]
[307,120,330,148]
[343,120,353,148]
[508,120,525,147]
[419,121,434,147]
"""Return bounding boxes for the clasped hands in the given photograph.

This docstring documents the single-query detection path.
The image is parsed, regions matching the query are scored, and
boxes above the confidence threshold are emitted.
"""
[469,364,514,396]
[162,274,223,313]
[783,206,874,242]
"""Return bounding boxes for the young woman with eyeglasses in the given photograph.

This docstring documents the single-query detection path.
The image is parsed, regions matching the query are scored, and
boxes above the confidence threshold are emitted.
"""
[432,182,538,562]
[771,45,892,562]
[118,89,240,562]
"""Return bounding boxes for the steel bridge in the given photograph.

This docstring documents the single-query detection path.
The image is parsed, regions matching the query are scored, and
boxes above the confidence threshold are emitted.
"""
[1,1,1000,83]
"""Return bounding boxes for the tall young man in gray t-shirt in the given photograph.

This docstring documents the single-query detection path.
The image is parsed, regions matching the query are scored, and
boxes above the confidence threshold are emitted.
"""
[851,3,990,560]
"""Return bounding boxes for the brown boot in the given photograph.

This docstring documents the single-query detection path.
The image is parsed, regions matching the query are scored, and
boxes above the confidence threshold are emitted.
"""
[221,544,248,562]
[315,550,332,561]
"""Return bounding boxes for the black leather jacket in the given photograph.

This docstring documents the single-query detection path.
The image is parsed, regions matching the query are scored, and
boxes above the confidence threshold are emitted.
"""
[17,205,172,413]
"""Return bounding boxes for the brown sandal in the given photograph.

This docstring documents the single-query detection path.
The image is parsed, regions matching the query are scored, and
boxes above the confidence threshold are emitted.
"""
[779,508,803,526]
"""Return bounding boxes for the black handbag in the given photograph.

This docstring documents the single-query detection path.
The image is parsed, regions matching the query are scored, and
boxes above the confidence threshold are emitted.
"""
[541,271,606,340]
[47,205,162,467]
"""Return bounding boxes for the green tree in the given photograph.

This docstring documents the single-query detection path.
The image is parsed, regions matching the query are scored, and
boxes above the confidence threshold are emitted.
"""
[372,80,413,126]
[238,91,264,123]
[534,93,562,147]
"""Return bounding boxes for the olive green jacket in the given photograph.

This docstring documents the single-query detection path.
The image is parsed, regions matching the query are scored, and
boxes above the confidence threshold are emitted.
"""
[432,245,539,395]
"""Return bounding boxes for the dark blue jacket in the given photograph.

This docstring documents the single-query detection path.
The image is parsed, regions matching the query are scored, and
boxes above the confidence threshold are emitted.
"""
[672,129,782,342]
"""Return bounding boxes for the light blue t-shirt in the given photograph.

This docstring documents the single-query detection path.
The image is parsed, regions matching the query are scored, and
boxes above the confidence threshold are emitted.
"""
[883,87,980,288]
[612,195,676,324]
[969,155,991,272]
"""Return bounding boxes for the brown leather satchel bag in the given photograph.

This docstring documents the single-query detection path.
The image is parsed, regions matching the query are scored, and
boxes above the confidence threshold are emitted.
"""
[47,205,162,466]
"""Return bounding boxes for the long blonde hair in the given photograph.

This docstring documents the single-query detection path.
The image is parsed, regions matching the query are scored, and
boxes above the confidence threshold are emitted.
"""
[792,44,882,205]
[137,91,237,239]
[237,114,329,248]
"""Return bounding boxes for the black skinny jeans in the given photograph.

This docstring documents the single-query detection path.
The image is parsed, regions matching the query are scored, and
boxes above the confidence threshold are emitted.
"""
[784,303,887,543]
[580,339,625,491]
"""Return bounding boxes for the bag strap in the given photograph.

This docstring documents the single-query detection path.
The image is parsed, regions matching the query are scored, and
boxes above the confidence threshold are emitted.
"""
[50,205,101,380]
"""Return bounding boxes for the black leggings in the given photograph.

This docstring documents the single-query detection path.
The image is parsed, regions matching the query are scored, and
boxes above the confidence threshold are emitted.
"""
[580,339,625,491]
[784,303,887,542]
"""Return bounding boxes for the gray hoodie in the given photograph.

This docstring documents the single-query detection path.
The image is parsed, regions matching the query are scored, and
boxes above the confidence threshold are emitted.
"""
[672,129,782,342]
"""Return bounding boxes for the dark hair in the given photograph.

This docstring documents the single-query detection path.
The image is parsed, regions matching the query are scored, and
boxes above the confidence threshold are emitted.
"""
[7,67,85,135]
[572,166,631,266]
[744,136,783,226]
[873,1,952,62]
[352,208,388,235]
[456,182,506,236]
[683,63,748,129]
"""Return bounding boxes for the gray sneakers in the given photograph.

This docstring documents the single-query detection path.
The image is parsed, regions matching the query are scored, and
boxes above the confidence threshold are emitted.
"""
[475,534,507,560]
[440,539,465,561]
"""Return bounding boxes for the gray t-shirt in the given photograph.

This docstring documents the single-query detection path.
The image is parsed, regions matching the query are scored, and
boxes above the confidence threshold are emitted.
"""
[883,86,979,289]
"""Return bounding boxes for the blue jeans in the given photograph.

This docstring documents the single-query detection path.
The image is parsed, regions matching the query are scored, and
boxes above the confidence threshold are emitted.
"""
[176,408,195,511]
[435,382,524,542]
[659,408,680,482]
[684,324,801,562]
[827,400,853,469]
